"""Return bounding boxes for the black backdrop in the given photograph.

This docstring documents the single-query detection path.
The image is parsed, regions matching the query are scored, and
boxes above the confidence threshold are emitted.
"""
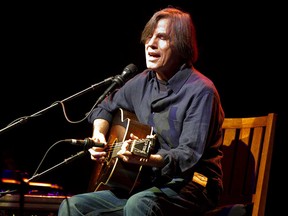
[1,1,286,215]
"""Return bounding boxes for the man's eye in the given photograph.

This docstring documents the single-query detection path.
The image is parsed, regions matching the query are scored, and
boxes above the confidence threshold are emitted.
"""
[158,34,169,40]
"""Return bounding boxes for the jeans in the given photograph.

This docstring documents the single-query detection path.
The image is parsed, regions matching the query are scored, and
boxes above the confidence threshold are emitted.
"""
[58,183,214,215]
[58,190,126,216]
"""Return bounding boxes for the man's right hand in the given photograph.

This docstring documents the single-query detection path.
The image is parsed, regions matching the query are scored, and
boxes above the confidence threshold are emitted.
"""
[88,131,107,162]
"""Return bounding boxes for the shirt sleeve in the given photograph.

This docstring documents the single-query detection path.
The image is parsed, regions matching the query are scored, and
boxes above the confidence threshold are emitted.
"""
[156,90,220,179]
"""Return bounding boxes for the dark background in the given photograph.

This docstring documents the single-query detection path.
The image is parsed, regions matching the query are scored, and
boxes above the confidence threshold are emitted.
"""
[0,1,286,215]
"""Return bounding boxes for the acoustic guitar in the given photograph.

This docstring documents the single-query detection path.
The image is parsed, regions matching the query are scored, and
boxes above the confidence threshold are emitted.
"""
[87,108,155,195]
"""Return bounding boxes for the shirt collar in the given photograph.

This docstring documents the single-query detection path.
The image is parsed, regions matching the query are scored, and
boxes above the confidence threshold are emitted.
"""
[167,64,192,94]
[147,64,193,94]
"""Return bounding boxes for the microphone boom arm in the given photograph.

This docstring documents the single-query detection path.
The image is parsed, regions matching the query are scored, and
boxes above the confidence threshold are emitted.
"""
[0,77,114,135]
[0,63,138,134]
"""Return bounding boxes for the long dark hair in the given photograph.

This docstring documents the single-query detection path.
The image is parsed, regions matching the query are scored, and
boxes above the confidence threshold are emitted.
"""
[141,7,199,66]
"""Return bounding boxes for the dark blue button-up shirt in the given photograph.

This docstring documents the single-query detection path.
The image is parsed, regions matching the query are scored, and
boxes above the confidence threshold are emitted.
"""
[88,65,224,193]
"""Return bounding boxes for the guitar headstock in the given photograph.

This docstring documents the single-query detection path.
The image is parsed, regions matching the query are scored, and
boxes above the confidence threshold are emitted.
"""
[130,137,155,158]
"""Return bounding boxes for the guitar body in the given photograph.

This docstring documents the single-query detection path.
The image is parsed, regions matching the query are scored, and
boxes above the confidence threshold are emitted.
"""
[87,108,154,194]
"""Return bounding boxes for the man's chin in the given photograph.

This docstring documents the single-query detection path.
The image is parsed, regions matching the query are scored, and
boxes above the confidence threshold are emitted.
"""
[146,62,158,69]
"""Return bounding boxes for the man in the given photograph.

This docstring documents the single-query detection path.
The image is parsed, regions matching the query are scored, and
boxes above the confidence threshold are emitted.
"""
[59,6,224,215]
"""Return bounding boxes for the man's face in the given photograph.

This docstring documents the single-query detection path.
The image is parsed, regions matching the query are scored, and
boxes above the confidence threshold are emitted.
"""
[145,18,181,79]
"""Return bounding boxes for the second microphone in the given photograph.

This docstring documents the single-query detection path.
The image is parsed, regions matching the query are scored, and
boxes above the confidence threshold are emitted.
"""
[65,138,105,149]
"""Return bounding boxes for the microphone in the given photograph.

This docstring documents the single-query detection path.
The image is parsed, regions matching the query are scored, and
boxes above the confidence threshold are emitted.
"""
[112,63,138,87]
[97,63,138,103]
[65,138,105,149]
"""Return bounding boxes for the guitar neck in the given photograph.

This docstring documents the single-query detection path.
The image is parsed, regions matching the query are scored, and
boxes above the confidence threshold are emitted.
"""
[108,137,155,159]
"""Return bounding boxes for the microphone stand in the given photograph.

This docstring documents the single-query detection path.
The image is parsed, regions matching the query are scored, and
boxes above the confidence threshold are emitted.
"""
[6,150,88,216]
[0,77,112,215]
[28,150,87,182]
[0,77,114,135]
[0,66,137,213]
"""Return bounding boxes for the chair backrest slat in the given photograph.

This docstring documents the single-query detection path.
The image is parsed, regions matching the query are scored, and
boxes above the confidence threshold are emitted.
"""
[218,113,277,216]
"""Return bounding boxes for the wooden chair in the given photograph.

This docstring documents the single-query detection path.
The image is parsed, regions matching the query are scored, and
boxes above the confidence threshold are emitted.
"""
[205,113,277,216]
